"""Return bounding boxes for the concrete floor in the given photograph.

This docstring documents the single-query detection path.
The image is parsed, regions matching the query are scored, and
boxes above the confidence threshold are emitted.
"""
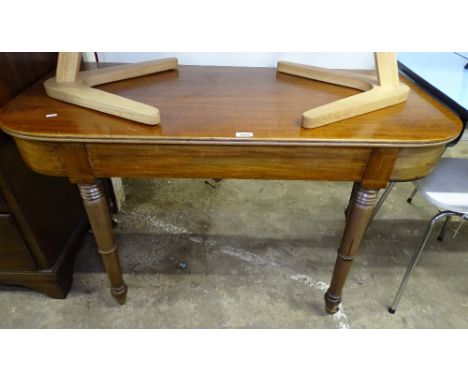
[1,146,468,328]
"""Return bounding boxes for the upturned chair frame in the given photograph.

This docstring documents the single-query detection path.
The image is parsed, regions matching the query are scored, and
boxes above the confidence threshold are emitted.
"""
[45,52,409,129]
[277,52,409,129]
[44,53,178,125]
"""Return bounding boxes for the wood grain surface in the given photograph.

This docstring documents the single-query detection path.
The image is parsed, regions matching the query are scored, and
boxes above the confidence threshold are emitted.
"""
[0,52,58,106]
[0,65,462,147]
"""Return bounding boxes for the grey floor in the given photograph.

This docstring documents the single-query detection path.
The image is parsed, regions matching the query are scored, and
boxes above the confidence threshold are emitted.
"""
[1,146,468,328]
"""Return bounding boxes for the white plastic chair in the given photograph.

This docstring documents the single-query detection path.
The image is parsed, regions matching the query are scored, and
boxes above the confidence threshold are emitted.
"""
[372,158,468,313]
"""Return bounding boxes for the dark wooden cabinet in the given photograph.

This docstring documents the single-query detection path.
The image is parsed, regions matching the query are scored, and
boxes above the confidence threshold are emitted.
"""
[0,212,36,271]
[0,53,88,297]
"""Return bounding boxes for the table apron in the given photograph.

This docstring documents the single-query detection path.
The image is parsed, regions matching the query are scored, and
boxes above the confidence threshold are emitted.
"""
[14,139,445,183]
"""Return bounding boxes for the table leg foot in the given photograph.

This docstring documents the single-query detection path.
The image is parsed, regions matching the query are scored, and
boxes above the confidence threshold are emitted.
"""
[79,182,127,305]
[111,283,128,305]
[325,184,378,314]
[324,291,341,314]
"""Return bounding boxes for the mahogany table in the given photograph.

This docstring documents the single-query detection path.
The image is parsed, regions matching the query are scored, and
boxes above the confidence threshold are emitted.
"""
[0,64,461,314]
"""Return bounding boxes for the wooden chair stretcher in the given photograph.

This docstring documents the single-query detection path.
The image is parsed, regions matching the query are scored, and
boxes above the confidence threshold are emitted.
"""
[44,53,178,125]
[277,52,409,128]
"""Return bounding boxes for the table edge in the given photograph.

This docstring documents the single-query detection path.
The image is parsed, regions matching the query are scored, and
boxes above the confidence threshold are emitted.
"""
[0,125,459,148]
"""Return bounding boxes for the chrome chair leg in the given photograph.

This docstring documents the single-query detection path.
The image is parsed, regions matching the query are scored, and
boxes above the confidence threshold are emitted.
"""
[407,187,418,203]
[369,181,395,222]
[437,215,452,242]
[388,211,457,314]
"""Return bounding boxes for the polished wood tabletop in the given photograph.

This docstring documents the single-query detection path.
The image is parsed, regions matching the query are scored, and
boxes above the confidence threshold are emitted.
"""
[0,64,462,314]
[0,65,461,146]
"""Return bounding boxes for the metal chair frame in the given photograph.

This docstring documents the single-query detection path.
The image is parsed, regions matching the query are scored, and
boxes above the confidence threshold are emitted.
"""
[370,182,465,313]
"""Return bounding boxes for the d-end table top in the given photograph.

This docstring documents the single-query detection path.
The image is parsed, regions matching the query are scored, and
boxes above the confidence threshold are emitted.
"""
[0,64,462,147]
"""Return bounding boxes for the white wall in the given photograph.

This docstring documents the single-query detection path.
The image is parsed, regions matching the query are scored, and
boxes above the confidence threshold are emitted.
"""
[97,52,375,69]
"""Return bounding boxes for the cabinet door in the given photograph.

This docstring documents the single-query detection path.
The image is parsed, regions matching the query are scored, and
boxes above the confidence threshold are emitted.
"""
[0,191,8,213]
[0,213,36,271]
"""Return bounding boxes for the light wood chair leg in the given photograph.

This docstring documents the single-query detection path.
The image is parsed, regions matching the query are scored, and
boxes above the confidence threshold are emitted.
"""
[44,53,178,125]
[277,52,409,129]
[325,184,379,314]
[78,182,127,304]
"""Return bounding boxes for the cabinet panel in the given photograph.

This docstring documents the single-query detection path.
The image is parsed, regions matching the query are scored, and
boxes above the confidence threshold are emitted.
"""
[0,52,87,298]
[0,191,8,213]
[0,214,35,271]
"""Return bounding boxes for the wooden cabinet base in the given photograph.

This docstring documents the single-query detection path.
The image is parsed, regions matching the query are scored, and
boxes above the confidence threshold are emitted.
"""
[0,53,90,300]
[0,218,88,298]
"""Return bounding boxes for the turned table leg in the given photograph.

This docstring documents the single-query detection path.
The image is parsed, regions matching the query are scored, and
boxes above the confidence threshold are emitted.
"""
[344,182,359,217]
[78,183,127,304]
[325,183,378,314]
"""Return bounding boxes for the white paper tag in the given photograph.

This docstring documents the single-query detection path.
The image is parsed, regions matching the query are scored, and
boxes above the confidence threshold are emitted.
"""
[235,132,253,138]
